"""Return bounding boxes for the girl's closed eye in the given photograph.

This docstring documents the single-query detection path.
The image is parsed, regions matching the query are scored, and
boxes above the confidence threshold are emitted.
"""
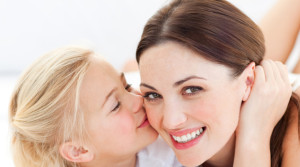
[110,83,132,112]
[111,101,121,112]
[143,92,162,102]
[182,86,203,96]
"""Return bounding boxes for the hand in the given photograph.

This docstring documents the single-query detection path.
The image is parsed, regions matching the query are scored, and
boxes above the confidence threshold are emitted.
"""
[237,59,292,142]
[234,60,292,167]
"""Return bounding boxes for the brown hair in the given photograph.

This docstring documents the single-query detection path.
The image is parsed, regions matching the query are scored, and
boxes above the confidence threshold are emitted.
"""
[136,0,299,166]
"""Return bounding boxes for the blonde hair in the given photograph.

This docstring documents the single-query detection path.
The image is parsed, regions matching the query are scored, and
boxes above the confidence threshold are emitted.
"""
[9,46,93,167]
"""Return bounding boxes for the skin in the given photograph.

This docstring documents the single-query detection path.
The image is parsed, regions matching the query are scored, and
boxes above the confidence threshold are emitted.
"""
[259,0,300,64]
[259,0,300,165]
[60,56,158,167]
[139,41,292,167]
[139,42,251,166]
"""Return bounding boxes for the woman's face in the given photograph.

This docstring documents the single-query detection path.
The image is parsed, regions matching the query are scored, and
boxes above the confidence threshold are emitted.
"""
[80,56,158,160]
[139,42,247,166]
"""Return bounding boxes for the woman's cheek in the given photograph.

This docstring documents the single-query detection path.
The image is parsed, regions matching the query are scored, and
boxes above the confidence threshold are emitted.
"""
[145,105,161,130]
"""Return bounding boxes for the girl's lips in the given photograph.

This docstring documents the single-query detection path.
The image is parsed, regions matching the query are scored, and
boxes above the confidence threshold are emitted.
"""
[138,115,150,128]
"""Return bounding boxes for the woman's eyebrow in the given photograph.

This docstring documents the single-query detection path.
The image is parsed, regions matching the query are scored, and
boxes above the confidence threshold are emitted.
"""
[140,75,206,90]
[173,75,206,87]
[140,83,157,91]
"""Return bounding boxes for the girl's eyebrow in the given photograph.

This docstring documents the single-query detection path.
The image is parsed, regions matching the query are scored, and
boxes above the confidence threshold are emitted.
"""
[121,72,125,81]
[102,73,124,108]
[102,87,117,108]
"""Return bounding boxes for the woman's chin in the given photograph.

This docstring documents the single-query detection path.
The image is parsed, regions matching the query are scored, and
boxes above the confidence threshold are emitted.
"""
[176,154,205,167]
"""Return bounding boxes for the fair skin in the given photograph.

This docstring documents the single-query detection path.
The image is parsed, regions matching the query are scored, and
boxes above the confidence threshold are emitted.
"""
[259,0,300,165]
[60,56,158,167]
[58,51,291,167]
[139,42,291,167]
[259,0,300,64]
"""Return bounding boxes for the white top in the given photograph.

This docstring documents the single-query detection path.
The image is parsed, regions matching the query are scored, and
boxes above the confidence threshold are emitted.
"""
[136,136,183,167]
[288,73,300,91]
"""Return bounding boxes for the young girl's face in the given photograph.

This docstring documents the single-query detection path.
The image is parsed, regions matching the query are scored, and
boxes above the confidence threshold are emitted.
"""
[80,56,158,159]
[139,42,247,166]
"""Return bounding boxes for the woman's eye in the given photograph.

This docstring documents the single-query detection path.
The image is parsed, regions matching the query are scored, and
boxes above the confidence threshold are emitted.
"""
[143,92,162,101]
[112,101,121,112]
[183,86,202,95]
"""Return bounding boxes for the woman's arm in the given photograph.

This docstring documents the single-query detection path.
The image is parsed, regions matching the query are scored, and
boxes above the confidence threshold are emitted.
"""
[234,60,292,167]
[259,0,300,63]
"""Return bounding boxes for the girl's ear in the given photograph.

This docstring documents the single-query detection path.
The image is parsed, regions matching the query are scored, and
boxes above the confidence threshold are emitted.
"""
[59,142,94,163]
[242,62,255,101]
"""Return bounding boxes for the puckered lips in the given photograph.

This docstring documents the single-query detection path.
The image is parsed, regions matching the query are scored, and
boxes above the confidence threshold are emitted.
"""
[138,114,150,128]
[169,126,206,149]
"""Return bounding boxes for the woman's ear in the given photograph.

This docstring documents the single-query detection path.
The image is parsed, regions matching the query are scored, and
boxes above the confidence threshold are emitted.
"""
[242,62,255,101]
[59,142,94,163]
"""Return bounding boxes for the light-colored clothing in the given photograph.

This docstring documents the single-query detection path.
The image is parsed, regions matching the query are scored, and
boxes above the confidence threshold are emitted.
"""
[289,73,300,91]
[136,136,183,167]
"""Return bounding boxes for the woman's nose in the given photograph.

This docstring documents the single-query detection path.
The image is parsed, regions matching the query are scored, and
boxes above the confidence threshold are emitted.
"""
[162,101,187,130]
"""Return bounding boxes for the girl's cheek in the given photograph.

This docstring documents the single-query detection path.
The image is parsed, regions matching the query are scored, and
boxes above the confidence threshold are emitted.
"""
[116,112,134,135]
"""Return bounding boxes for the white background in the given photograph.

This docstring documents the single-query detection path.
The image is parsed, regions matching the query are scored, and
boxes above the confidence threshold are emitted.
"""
[0,0,299,166]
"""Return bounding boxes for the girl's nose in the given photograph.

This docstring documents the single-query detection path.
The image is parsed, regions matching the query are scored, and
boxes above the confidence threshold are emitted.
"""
[126,92,143,113]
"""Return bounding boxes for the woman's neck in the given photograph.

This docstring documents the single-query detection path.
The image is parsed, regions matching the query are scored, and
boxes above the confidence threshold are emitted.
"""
[203,133,236,167]
[81,153,137,167]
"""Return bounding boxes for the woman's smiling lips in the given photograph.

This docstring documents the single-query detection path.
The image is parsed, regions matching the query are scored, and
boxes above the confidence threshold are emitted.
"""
[169,127,206,150]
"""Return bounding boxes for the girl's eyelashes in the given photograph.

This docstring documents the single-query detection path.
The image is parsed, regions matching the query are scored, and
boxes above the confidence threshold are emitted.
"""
[112,101,121,112]
[125,84,132,91]
[143,92,162,101]
[182,86,203,96]
[110,83,131,112]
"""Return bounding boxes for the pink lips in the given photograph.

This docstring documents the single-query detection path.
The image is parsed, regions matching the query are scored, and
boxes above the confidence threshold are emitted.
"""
[169,127,206,150]
[169,127,201,136]
[138,115,150,128]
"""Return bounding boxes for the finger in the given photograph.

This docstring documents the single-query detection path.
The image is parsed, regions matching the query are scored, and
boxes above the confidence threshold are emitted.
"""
[269,60,282,82]
[261,60,275,82]
[253,65,265,87]
[275,61,290,85]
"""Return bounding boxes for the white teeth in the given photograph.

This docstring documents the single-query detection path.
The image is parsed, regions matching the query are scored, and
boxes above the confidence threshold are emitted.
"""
[177,136,182,142]
[172,127,205,143]
[191,131,196,138]
[187,134,192,141]
[196,129,200,135]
